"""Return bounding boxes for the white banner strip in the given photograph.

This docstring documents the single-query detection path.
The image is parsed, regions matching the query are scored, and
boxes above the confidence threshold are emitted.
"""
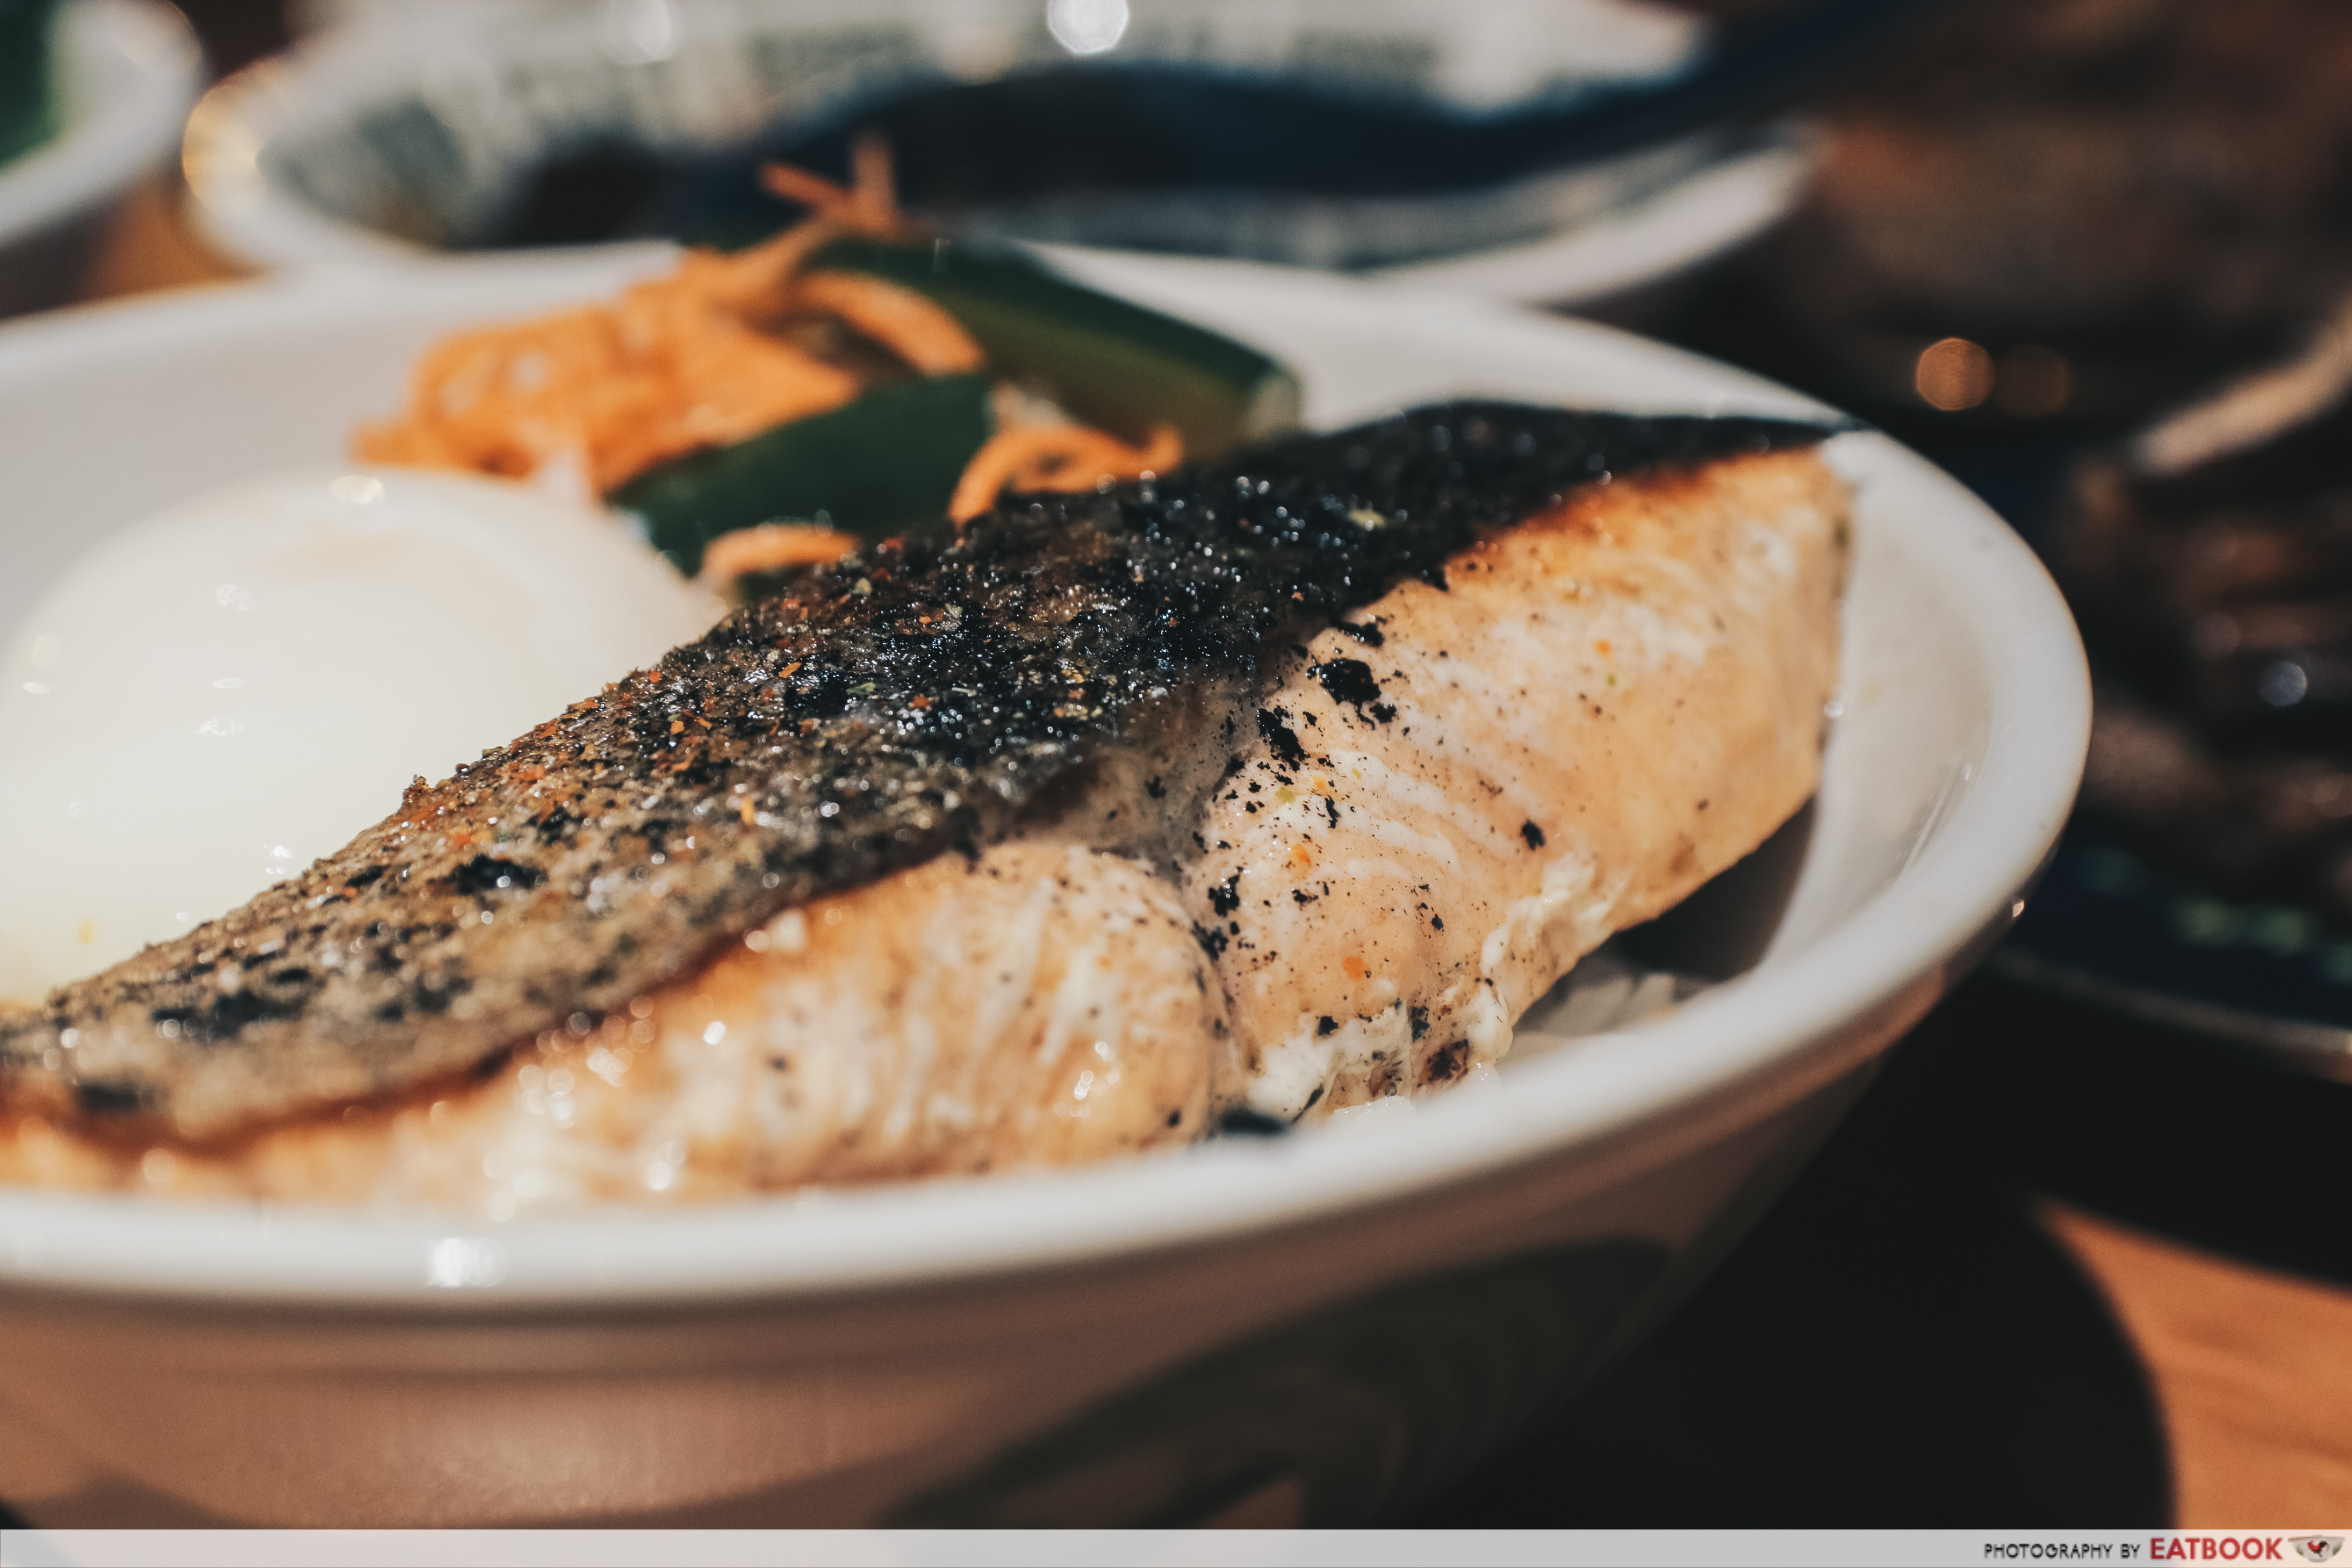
[2,1530,2345,1567]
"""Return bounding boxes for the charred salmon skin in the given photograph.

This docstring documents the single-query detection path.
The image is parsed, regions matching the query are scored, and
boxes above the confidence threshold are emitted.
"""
[0,404,1847,1206]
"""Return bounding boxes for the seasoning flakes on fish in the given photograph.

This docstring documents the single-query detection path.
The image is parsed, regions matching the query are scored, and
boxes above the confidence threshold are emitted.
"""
[0,404,1837,1152]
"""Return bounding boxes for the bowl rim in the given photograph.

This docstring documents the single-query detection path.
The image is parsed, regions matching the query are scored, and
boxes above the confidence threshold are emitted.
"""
[0,0,200,249]
[0,255,2090,1308]
[1370,131,1813,303]
[179,0,1795,305]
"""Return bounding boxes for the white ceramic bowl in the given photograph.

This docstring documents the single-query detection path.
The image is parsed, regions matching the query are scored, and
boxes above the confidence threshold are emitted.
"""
[0,0,201,319]
[0,248,2087,1527]
[184,0,1804,307]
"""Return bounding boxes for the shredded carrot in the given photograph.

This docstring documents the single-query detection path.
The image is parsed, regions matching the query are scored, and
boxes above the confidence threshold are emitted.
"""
[355,136,936,494]
[795,271,983,376]
[948,423,1183,522]
[698,523,862,585]
[353,245,864,492]
[758,163,858,218]
[356,133,1182,544]
[758,131,917,241]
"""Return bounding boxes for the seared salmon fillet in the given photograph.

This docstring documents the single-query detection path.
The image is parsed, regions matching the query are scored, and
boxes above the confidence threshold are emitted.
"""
[1190,451,1845,1120]
[0,405,1845,1207]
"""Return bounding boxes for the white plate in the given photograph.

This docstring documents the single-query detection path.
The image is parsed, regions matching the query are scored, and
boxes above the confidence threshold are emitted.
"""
[0,250,2086,1526]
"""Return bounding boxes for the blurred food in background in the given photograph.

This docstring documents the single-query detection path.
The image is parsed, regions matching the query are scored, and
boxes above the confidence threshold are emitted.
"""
[2050,301,2352,923]
[185,0,1889,307]
[1691,0,2352,434]
[428,0,1713,265]
[1672,0,2352,1047]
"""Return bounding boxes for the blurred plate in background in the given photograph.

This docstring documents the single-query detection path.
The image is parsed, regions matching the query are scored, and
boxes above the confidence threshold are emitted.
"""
[1998,832,2352,1083]
[189,0,1814,307]
[0,0,200,318]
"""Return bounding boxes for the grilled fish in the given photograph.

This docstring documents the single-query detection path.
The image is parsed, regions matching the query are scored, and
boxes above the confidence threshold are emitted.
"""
[0,404,1846,1205]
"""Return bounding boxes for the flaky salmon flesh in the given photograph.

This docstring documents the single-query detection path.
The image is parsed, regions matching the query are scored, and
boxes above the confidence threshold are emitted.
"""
[0,405,1847,1208]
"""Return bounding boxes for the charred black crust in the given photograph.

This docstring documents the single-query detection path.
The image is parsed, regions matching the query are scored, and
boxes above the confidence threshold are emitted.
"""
[1423,1039,1471,1083]
[1255,708,1307,768]
[1217,1106,1289,1138]
[449,855,546,895]
[1312,657,1385,712]
[0,402,1832,1133]
[1208,874,1244,916]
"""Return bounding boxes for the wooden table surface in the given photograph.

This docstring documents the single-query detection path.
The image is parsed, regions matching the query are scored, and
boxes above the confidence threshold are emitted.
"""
[47,173,2352,1533]
[2054,1208,2352,1524]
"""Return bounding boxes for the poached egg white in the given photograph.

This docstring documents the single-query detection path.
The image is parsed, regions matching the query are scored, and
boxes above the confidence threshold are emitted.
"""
[0,468,717,1003]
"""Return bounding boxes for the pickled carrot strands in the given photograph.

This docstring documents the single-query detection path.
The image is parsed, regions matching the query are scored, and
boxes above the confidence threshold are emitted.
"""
[758,130,914,240]
[797,271,984,377]
[356,142,938,493]
[352,283,860,494]
[699,523,864,585]
[949,423,1183,523]
[356,137,1162,521]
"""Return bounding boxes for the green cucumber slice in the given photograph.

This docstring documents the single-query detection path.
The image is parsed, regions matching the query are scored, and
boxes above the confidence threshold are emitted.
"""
[609,240,1298,573]
[611,372,993,576]
[809,236,1300,460]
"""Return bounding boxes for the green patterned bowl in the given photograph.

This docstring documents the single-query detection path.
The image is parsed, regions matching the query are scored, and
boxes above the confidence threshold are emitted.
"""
[0,1,64,170]
[0,0,199,318]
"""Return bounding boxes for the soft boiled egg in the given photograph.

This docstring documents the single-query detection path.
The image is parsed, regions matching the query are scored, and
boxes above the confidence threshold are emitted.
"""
[0,468,718,1003]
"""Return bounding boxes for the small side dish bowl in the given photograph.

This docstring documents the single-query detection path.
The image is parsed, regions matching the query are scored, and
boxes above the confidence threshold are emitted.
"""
[0,248,2087,1527]
[0,0,201,319]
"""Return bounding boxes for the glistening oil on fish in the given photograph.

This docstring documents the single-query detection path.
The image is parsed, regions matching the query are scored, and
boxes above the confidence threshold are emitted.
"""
[0,402,1848,1205]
